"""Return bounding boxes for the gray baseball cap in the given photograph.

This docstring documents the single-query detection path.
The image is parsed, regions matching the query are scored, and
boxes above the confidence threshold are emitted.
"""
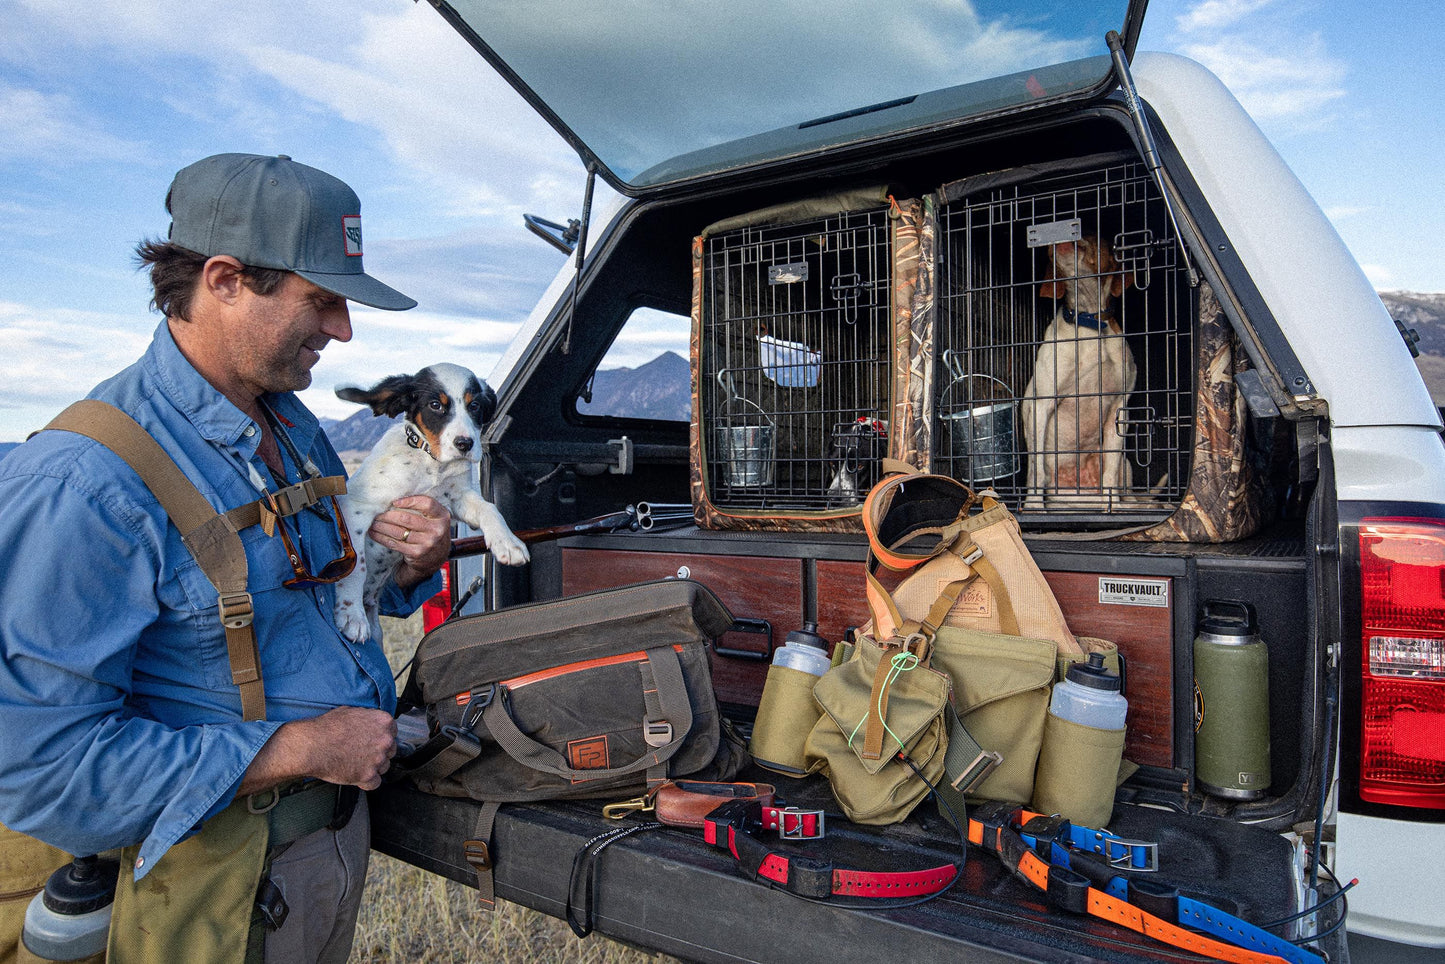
[167,153,417,311]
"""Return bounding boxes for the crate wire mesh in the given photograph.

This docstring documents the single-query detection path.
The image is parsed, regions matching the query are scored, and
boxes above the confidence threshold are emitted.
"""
[699,206,893,510]
[936,160,1194,521]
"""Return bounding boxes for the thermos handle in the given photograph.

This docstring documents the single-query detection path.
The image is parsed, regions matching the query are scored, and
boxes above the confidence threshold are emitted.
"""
[1201,599,1257,634]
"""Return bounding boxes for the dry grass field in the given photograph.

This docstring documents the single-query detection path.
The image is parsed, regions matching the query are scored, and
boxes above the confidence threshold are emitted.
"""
[353,611,679,964]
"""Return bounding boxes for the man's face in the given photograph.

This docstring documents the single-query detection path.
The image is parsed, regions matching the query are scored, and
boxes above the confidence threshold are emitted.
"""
[229,272,353,396]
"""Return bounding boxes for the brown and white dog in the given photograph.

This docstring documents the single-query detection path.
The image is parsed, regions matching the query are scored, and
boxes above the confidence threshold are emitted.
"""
[1020,237,1136,508]
[332,363,529,644]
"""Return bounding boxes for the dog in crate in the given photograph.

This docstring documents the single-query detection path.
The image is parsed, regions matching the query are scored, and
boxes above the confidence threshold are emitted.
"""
[1021,236,1137,508]
[825,416,889,501]
[331,363,529,644]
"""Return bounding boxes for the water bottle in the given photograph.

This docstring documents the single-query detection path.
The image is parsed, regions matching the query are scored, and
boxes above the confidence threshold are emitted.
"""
[750,622,831,775]
[1032,651,1128,827]
[22,855,119,962]
[770,622,832,677]
[1049,652,1128,730]
[1194,600,1271,799]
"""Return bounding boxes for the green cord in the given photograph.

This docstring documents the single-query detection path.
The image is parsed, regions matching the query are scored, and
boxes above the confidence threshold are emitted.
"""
[846,651,921,753]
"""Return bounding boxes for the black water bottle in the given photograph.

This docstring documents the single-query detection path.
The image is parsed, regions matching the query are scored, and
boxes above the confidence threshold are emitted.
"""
[21,855,119,962]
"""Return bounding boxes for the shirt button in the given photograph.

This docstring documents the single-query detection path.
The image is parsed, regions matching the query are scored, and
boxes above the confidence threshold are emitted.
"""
[243,425,256,437]
[135,856,145,870]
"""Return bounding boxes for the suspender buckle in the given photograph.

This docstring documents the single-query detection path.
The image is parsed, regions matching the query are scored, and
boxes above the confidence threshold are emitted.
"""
[218,591,255,630]
[266,479,319,518]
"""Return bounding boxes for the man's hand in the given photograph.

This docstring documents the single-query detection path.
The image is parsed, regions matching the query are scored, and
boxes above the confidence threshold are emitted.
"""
[369,494,451,588]
[239,706,397,794]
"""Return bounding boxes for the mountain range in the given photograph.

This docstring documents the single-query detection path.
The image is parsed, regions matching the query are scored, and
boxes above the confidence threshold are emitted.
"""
[3,302,1442,465]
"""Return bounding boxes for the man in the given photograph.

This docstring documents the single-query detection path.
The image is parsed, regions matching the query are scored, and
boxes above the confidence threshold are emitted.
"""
[0,154,450,963]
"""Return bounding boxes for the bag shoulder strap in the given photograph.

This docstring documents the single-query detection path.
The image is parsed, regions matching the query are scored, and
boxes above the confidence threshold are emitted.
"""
[43,400,267,721]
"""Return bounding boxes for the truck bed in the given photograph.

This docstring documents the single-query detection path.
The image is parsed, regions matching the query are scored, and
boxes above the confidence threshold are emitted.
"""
[369,766,1329,964]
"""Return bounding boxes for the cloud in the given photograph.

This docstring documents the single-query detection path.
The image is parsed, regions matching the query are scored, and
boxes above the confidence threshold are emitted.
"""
[0,83,147,163]
[1175,0,1277,32]
[0,303,153,430]
[1171,3,1347,132]
[1358,263,1395,289]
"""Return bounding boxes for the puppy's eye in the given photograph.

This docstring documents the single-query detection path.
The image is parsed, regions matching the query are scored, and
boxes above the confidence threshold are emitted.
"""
[429,399,444,412]
[467,399,482,412]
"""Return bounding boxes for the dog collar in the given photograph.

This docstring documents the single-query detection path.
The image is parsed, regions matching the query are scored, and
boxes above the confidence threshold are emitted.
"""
[1063,307,1112,331]
[405,423,436,459]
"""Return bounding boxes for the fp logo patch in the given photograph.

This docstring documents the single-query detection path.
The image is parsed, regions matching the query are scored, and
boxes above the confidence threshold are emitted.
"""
[342,215,363,257]
[567,736,610,779]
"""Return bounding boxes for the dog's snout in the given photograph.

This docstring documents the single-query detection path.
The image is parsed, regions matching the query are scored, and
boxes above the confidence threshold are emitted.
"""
[454,436,474,454]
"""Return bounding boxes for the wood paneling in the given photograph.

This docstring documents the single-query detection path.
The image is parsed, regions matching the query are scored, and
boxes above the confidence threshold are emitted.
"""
[562,548,1175,767]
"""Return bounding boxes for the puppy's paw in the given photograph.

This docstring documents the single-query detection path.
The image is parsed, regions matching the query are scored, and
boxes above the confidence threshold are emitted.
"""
[489,532,531,567]
[334,598,371,643]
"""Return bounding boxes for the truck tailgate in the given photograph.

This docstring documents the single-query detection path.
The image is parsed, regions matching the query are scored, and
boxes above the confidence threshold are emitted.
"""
[370,768,1332,964]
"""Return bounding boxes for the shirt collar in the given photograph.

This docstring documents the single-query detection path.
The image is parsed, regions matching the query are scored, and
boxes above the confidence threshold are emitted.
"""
[144,321,321,462]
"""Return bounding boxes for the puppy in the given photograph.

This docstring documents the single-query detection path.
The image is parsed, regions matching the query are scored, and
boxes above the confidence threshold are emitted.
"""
[826,417,888,501]
[1020,237,1137,509]
[332,363,529,644]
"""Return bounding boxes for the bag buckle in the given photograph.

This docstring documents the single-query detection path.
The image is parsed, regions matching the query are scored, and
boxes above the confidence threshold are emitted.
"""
[217,591,254,630]
[461,685,496,729]
[949,748,1003,795]
[464,839,491,870]
[643,719,673,748]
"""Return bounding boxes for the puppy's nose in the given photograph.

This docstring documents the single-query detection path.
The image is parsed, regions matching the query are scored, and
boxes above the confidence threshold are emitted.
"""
[454,436,474,454]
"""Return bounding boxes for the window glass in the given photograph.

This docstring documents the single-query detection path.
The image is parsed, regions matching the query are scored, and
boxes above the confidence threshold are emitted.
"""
[576,307,691,421]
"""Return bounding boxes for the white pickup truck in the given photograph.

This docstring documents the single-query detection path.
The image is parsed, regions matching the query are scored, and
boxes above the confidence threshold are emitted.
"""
[371,2,1445,961]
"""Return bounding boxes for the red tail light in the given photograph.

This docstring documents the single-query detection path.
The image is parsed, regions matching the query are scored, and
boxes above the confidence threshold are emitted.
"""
[421,565,454,634]
[1358,518,1445,809]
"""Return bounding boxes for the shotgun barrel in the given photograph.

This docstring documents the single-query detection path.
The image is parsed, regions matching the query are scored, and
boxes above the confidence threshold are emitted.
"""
[448,507,638,558]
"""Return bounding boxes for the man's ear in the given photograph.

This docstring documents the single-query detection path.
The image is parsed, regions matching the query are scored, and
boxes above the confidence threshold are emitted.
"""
[200,256,247,305]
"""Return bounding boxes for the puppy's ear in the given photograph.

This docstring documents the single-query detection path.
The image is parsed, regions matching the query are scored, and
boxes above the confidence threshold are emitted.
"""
[1111,271,1135,298]
[336,374,417,418]
[474,381,498,425]
[1038,257,1064,299]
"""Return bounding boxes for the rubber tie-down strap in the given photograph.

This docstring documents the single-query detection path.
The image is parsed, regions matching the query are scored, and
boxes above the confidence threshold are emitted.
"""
[44,400,266,721]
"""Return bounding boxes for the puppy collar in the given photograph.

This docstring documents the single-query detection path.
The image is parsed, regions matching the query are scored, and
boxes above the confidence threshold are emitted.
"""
[1063,307,1113,331]
[405,423,437,459]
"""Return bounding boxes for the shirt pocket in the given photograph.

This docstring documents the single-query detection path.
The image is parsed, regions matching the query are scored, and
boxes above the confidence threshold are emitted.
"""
[170,529,321,691]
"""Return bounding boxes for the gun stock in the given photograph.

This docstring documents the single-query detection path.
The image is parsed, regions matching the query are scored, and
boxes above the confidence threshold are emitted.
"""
[449,508,637,558]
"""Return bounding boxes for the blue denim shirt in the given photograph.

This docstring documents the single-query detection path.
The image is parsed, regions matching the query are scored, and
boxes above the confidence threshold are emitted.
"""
[0,321,438,877]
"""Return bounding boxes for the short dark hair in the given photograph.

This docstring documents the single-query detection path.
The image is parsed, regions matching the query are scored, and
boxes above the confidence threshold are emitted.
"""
[134,239,289,321]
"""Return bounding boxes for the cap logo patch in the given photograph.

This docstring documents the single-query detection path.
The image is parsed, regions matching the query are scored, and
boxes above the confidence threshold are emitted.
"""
[342,215,363,257]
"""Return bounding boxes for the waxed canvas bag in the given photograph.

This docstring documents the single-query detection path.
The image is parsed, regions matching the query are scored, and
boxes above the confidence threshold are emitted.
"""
[394,579,746,804]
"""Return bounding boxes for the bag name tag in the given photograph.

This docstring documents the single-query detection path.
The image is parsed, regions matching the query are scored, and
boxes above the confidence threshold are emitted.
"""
[940,578,993,617]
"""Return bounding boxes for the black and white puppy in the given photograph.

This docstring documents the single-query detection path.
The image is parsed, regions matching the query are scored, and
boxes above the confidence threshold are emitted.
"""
[332,363,529,644]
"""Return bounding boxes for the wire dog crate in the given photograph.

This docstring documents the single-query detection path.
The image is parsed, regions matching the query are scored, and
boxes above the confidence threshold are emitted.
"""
[697,205,894,513]
[935,158,1195,521]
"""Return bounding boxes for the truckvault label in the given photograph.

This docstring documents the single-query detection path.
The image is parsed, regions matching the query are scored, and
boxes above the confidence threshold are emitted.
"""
[1098,577,1169,608]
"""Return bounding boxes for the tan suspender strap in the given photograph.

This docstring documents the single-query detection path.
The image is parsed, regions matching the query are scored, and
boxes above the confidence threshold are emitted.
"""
[44,400,267,722]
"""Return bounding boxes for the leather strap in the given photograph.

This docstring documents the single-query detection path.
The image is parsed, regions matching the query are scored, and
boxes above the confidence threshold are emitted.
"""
[44,401,270,720]
[968,803,1321,964]
[652,780,776,829]
[702,800,958,901]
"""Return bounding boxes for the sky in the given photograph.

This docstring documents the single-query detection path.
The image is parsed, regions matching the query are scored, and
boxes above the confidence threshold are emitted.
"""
[0,0,1440,442]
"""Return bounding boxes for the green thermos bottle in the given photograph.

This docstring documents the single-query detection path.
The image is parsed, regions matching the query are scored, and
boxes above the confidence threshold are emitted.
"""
[1193,600,1271,799]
